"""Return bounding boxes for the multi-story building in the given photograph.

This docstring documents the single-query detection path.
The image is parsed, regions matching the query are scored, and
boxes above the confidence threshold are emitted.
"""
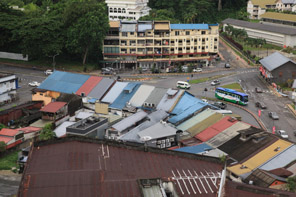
[247,0,277,19]
[276,0,296,12]
[106,0,150,21]
[103,20,219,70]
[0,73,18,105]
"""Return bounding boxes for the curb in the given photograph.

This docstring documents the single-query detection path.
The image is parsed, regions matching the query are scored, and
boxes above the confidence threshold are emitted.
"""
[258,75,282,98]
[287,104,296,119]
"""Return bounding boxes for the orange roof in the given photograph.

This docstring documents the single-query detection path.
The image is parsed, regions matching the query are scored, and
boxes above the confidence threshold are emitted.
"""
[76,76,102,96]
[0,136,13,144]
[0,128,20,136]
[109,21,120,28]
[17,127,42,134]
[40,102,67,113]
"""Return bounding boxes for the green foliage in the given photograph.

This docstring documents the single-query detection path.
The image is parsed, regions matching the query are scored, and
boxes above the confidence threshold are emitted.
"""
[0,123,6,130]
[219,154,227,163]
[39,123,56,141]
[286,176,296,192]
[0,151,18,170]
[140,9,180,23]
[0,141,6,152]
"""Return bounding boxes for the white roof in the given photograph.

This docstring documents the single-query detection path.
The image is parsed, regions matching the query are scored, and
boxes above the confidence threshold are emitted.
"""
[112,110,148,132]
[138,122,177,140]
[101,82,128,104]
[129,85,155,107]
[53,121,76,137]
[75,111,94,120]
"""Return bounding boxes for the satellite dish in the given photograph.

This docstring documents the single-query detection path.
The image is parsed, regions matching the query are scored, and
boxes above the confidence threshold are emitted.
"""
[140,136,152,142]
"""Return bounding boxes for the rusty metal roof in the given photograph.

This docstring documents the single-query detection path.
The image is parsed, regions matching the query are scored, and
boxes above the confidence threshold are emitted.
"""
[40,102,67,113]
[19,138,223,197]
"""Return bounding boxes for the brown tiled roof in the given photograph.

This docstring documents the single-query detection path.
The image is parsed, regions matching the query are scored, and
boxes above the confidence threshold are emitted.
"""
[40,101,67,113]
[269,168,293,178]
[19,137,223,197]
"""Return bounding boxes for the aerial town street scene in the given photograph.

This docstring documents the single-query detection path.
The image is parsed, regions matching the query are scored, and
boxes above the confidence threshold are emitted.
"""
[1,0,296,196]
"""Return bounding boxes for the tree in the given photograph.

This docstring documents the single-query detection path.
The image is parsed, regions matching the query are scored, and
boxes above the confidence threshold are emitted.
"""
[0,123,6,130]
[64,0,109,68]
[39,123,56,141]
[14,14,64,61]
[0,141,6,152]
[286,176,296,192]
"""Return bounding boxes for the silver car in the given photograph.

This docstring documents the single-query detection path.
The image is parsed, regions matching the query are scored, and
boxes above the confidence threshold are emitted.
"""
[268,112,279,120]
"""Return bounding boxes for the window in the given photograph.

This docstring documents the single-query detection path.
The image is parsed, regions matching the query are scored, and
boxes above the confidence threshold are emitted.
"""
[110,8,113,13]
[186,31,190,35]
[118,8,121,13]
[206,38,208,41]
[122,32,128,37]
[175,31,179,36]
[279,72,283,78]
[114,8,117,13]
[130,32,134,35]
[201,31,206,35]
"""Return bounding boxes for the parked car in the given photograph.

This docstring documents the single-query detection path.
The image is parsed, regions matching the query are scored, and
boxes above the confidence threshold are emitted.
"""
[212,102,227,109]
[255,87,263,93]
[211,80,220,86]
[193,68,202,72]
[277,130,288,139]
[202,99,208,103]
[44,69,53,75]
[28,81,40,87]
[268,112,279,120]
[102,70,113,75]
[225,63,231,68]
[255,101,267,109]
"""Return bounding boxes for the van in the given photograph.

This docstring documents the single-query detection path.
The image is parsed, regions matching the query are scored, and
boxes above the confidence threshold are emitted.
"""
[176,81,191,89]
[225,63,230,68]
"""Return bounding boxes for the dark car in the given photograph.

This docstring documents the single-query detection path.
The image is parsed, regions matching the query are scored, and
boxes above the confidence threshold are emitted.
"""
[255,87,263,93]
[268,112,279,120]
[255,101,267,109]
[213,102,227,109]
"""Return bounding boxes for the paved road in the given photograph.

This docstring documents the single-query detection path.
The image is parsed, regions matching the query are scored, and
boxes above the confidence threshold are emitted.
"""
[0,173,21,197]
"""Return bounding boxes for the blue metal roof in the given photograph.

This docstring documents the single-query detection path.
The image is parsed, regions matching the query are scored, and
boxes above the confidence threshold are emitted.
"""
[169,92,208,124]
[38,71,90,94]
[109,82,141,110]
[138,24,152,32]
[170,24,209,30]
[175,143,213,154]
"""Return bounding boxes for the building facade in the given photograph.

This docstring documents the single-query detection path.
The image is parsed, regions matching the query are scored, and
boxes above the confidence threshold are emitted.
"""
[276,0,296,12]
[103,21,219,70]
[106,0,150,21]
[0,74,17,105]
[247,0,277,19]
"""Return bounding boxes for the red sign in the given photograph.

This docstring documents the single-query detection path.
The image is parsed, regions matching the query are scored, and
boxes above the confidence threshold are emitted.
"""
[258,109,261,117]
[272,126,276,134]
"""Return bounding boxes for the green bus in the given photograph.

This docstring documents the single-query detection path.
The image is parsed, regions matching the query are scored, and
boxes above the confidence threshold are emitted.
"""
[215,87,248,105]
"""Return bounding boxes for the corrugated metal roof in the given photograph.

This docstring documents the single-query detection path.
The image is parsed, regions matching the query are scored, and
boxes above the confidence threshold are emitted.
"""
[170,24,209,30]
[175,143,213,154]
[195,117,238,142]
[185,113,224,138]
[75,76,102,96]
[227,139,292,176]
[143,87,167,106]
[259,144,296,171]
[112,110,148,132]
[207,122,250,148]
[88,78,115,100]
[0,136,13,143]
[169,93,208,124]
[17,127,41,134]
[177,109,216,131]
[154,23,170,30]
[261,12,296,23]
[109,83,141,110]
[138,24,152,32]
[119,110,168,143]
[38,71,90,94]
[19,139,223,196]
[129,85,155,107]
[282,0,296,3]
[222,18,296,35]
[121,23,136,32]
[156,89,184,112]
[53,121,75,137]
[101,81,128,104]
[40,102,67,113]
[138,122,177,140]
[259,52,295,71]
[75,111,94,120]
[0,128,20,136]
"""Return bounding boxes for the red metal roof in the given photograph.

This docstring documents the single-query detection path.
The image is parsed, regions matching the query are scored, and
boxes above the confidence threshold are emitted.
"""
[76,76,102,96]
[0,136,13,144]
[19,139,223,197]
[40,102,67,113]
[0,128,20,136]
[195,117,238,142]
[17,127,42,134]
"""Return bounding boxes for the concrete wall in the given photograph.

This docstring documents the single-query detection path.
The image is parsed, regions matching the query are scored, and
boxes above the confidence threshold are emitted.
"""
[95,102,109,114]
[0,52,28,61]
[272,61,296,83]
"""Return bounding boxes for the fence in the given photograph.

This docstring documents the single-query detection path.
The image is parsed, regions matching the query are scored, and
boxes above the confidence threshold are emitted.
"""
[0,52,28,61]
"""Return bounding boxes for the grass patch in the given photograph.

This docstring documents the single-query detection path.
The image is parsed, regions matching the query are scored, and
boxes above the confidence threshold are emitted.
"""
[0,151,19,170]
[189,73,235,84]
[0,57,98,73]
[249,19,260,23]
[222,83,244,92]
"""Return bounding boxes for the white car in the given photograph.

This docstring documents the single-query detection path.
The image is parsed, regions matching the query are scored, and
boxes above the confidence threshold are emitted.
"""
[193,68,202,72]
[277,130,288,139]
[202,99,208,103]
[211,80,220,86]
[28,81,40,87]
[44,69,53,75]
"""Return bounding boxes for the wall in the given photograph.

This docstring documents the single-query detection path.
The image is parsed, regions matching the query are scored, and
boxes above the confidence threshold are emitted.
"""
[32,92,52,106]
[95,102,109,114]
[0,52,28,61]
[271,61,296,83]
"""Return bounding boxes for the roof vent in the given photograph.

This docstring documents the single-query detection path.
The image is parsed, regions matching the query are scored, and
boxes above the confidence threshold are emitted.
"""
[240,165,247,169]
[81,92,85,97]
[228,117,237,122]
[274,146,280,152]
[249,180,253,185]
